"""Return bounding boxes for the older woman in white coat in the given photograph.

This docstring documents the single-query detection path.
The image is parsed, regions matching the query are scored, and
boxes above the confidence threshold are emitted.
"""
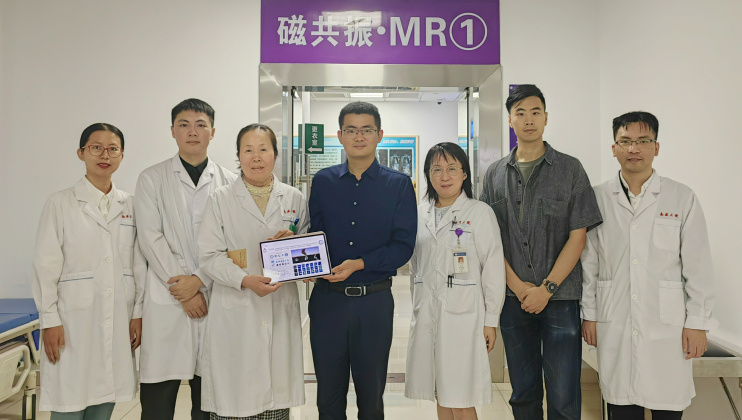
[198,124,307,420]
[32,123,143,420]
[405,142,506,420]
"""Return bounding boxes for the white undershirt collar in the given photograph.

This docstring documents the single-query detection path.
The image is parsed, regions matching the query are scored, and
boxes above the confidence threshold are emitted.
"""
[620,169,655,211]
[83,176,114,220]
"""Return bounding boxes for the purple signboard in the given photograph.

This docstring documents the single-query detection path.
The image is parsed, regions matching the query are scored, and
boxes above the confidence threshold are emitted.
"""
[261,0,500,65]
[509,84,519,150]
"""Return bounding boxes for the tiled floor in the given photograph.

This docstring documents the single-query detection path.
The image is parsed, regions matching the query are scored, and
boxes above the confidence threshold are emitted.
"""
[1,276,604,420]
[0,382,604,420]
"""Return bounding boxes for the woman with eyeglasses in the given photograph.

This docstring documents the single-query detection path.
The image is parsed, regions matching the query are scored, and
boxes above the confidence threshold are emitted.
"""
[405,142,506,420]
[32,123,143,419]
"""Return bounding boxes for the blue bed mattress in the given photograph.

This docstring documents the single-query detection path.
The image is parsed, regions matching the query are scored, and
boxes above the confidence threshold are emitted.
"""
[0,299,40,349]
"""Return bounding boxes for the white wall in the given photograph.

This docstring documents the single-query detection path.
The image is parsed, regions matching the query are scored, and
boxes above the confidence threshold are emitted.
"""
[0,0,262,297]
[500,0,602,182]
[598,0,742,353]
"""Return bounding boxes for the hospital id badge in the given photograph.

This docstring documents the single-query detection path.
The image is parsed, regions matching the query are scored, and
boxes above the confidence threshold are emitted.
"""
[452,249,469,274]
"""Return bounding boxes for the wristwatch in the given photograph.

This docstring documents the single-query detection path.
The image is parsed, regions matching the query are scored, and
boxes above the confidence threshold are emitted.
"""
[543,279,559,294]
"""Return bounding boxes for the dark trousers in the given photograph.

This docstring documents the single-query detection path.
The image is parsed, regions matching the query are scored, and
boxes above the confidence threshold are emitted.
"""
[500,296,582,420]
[50,403,115,420]
[608,404,682,420]
[140,375,208,420]
[309,280,395,420]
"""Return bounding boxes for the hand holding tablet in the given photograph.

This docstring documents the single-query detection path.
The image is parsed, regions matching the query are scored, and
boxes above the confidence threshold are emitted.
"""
[241,274,281,296]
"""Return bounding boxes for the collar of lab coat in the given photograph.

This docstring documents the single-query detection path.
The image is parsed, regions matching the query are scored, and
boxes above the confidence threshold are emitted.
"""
[234,176,286,222]
[73,177,126,230]
[423,192,469,237]
[170,153,215,190]
[611,170,661,217]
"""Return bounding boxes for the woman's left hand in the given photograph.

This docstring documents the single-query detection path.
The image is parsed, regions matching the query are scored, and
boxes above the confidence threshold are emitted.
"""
[484,326,497,353]
[129,318,142,351]
[268,229,294,240]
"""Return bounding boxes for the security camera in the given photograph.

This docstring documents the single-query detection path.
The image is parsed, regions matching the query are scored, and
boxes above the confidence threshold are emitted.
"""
[437,101,442,105]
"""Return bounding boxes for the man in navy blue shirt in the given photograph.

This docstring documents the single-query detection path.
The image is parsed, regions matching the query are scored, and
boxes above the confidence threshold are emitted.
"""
[308,101,417,419]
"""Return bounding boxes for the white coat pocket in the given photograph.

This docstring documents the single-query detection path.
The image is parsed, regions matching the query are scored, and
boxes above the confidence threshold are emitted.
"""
[596,280,614,322]
[653,218,681,252]
[449,230,472,249]
[658,281,686,327]
[444,276,477,315]
[58,271,95,311]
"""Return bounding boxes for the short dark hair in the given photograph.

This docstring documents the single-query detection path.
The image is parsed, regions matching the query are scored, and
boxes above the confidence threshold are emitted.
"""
[423,142,473,203]
[236,123,278,158]
[612,111,659,140]
[79,123,125,150]
[171,98,215,127]
[338,101,381,130]
[505,84,546,114]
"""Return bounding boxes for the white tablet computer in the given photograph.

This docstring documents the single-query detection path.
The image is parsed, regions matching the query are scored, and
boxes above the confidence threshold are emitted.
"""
[259,232,332,283]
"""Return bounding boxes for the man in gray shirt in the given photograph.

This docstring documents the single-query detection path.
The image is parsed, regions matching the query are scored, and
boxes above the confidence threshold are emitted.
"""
[480,84,602,419]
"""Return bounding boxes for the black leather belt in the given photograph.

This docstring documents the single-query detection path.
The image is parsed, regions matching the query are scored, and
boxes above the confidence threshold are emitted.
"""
[325,277,392,297]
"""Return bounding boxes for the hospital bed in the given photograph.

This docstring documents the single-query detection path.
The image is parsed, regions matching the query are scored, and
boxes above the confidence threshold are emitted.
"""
[583,340,742,420]
[0,298,40,420]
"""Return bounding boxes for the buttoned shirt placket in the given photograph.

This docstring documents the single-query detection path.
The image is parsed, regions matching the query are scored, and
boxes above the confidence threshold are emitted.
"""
[509,160,540,285]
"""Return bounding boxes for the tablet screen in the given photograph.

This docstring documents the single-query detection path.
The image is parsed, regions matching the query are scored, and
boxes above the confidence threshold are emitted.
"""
[259,232,332,283]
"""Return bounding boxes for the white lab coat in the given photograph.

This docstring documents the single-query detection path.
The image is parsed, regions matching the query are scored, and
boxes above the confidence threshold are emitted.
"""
[581,172,717,410]
[404,193,506,408]
[135,154,237,382]
[198,178,308,417]
[32,178,144,412]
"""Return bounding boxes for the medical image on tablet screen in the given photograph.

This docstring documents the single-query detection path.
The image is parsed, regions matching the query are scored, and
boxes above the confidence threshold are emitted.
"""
[291,247,324,276]
[292,247,321,263]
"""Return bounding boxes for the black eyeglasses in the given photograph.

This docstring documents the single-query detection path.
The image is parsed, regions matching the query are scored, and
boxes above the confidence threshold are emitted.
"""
[429,166,462,178]
[82,145,123,157]
[342,128,378,137]
[614,139,656,149]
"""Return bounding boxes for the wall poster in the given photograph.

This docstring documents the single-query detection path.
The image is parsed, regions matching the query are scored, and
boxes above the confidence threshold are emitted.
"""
[294,135,420,195]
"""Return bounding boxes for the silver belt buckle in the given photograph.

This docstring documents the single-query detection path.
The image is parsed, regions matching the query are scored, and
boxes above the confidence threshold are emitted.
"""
[344,286,365,297]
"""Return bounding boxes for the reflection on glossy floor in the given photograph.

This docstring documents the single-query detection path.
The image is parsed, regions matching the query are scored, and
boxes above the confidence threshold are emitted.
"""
[0,276,604,420]
[0,383,604,420]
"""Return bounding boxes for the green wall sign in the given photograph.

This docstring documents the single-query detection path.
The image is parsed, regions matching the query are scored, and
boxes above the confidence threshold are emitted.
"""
[301,123,324,154]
